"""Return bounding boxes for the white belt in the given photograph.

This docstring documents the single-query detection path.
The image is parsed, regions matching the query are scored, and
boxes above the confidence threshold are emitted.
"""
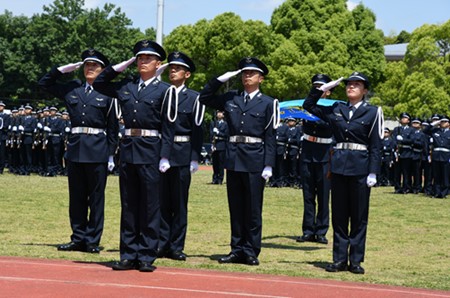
[335,142,367,151]
[124,128,160,137]
[229,135,263,144]
[174,135,190,142]
[433,147,450,152]
[71,127,105,135]
[303,133,333,144]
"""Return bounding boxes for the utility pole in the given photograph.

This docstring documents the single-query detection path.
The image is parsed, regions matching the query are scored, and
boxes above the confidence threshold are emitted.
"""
[156,0,164,46]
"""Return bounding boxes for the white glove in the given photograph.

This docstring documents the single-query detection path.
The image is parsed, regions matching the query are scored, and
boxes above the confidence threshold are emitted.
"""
[159,158,171,173]
[113,57,136,72]
[44,126,51,132]
[213,127,219,134]
[18,125,24,131]
[396,135,403,141]
[190,160,199,174]
[118,132,122,138]
[366,173,377,187]
[57,62,83,74]
[155,63,169,77]
[65,127,70,133]
[12,126,17,132]
[319,77,344,92]
[217,70,242,83]
[37,122,43,129]
[107,155,115,172]
[429,138,433,143]
[261,166,273,181]
[431,120,440,126]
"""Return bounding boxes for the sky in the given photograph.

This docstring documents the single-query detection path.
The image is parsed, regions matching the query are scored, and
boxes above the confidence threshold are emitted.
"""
[1,0,449,36]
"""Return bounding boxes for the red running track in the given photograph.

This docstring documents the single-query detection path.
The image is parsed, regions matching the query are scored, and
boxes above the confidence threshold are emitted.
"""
[0,257,449,298]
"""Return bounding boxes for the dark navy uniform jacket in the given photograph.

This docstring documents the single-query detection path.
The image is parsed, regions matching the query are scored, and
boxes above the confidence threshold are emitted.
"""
[93,65,174,164]
[303,88,382,176]
[301,120,333,163]
[38,67,119,163]
[0,112,11,141]
[170,86,202,167]
[392,125,414,159]
[210,119,229,151]
[411,129,427,161]
[275,123,288,156]
[423,126,450,162]
[199,78,276,172]
[381,137,395,163]
[22,115,37,145]
[286,125,302,156]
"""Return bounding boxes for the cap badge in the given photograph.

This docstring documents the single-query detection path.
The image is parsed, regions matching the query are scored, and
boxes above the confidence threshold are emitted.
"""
[245,57,252,63]
[174,52,180,58]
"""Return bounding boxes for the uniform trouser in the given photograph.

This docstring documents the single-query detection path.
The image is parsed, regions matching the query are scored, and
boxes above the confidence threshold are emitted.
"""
[21,143,32,173]
[432,161,449,197]
[226,170,265,258]
[331,173,370,265]
[212,150,225,183]
[119,162,160,263]
[160,165,191,253]
[379,161,391,185]
[421,160,432,194]
[48,140,61,174]
[67,161,107,246]
[287,154,299,183]
[399,158,413,192]
[274,154,288,184]
[411,159,422,192]
[301,161,330,236]
[0,139,5,171]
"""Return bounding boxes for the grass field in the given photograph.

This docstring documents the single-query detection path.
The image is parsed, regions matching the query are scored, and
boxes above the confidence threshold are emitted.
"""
[0,167,449,291]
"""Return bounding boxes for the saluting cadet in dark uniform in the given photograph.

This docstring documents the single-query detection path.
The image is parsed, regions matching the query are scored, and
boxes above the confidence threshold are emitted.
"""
[0,101,11,174]
[39,49,119,253]
[304,72,383,274]
[20,104,37,175]
[285,117,302,187]
[93,40,175,272]
[379,127,395,186]
[420,120,433,195]
[210,110,229,184]
[157,52,203,261]
[298,74,334,245]
[423,115,450,198]
[46,106,65,176]
[199,57,277,266]
[392,113,414,194]
[410,117,427,193]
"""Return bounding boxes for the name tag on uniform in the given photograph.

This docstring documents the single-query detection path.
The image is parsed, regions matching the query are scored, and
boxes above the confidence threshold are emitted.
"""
[334,112,343,117]
[96,98,104,102]
[229,103,238,108]
[70,95,77,98]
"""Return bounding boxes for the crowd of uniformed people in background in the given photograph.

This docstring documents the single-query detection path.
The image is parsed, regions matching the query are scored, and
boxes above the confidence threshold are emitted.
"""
[0,39,447,276]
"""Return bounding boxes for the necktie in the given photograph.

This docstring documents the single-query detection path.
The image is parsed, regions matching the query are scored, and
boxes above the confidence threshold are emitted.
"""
[85,86,92,94]
[245,95,250,105]
[139,82,146,93]
[349,106,355,118]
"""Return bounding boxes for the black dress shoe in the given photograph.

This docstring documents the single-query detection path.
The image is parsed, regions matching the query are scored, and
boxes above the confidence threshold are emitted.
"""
[138,261,156,272]
[296,234,315,242]
[169,251,187,261]
[349,263,365,274]
[316,235,328,244]
[112,259,138,270]
[85,245,100,253]
[57,242,85,252]
[246,256,259,266]
[218,253,243,264]
[325,261,348,272]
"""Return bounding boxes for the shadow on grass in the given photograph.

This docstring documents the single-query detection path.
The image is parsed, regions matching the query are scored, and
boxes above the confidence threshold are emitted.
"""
[73,260,115,269]
[261,235,325,251]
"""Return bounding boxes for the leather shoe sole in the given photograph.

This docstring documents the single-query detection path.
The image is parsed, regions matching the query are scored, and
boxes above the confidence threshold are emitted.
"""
[85,245,100,254]
[349,263,365,274]
[112,259,138,270]
[246,256,259,266]
[138,262,156,272]
[218,253,244,264]
[169,251,187,261]
[325,262,348,272]
[296,234,315,242]
[57,242,85,252]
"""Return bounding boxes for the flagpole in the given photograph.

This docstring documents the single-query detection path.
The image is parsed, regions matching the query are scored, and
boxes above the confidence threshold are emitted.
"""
[156,0,164,46]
